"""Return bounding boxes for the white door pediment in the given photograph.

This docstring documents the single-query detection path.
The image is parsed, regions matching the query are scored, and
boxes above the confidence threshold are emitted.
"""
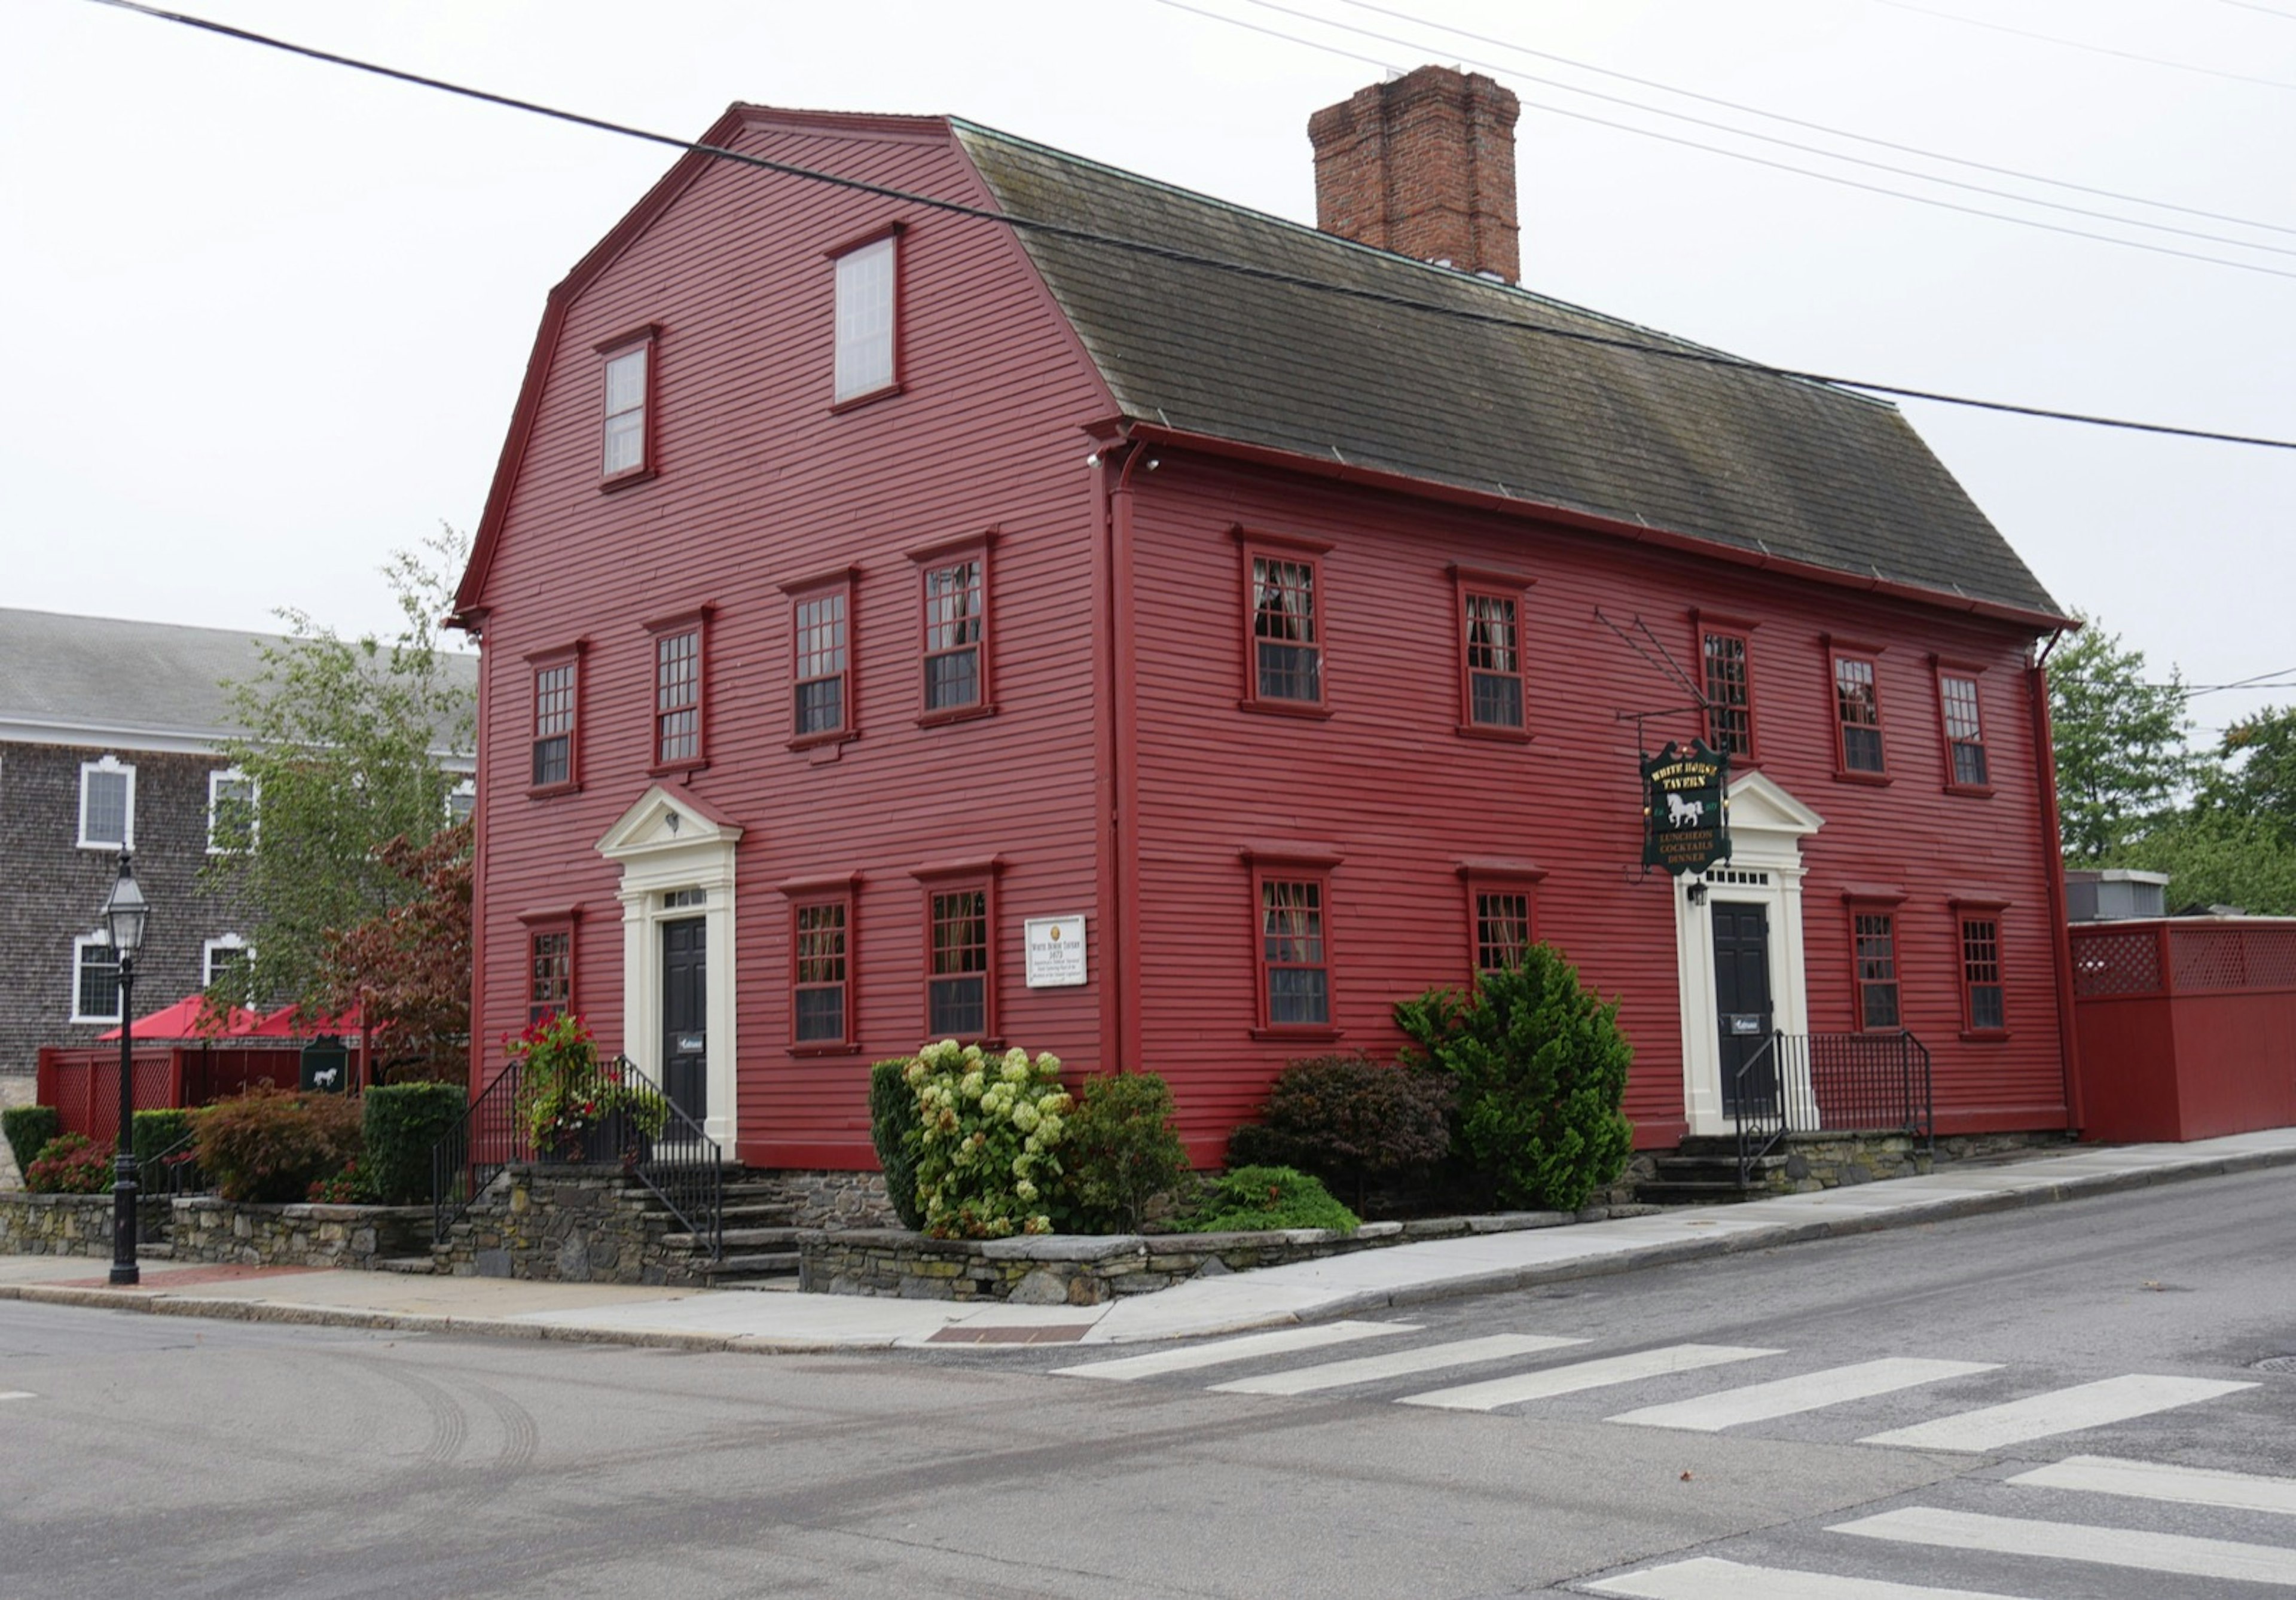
[596,785,744,862]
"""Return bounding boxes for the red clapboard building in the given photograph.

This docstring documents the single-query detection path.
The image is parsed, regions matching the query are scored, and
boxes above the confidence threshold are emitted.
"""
[450,66,2082,1170]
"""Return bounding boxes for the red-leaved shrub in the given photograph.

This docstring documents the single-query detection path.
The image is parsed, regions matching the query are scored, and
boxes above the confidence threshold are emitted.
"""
[194,1084,364,1204]
[26,1133,112,1195]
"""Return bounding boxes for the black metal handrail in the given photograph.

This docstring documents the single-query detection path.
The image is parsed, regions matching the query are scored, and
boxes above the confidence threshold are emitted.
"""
[432,1057,526,1243]
[139,1127,211,1198]
[429,1054,723,1258]
[1734,1030,1932,1189]
[609,1055,722,1261]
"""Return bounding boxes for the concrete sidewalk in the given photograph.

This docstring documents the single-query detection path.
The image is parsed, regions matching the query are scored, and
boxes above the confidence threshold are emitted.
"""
[5,1127,2293,1352]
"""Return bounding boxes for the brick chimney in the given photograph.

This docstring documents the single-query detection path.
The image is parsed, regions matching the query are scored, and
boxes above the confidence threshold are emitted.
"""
[1308,65,1521,282]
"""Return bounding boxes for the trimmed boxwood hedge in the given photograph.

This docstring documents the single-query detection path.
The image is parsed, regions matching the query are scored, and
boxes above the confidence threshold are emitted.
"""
[2,1106,61,1182]
[868,1058,926,1231]
[362,1082,468,1205]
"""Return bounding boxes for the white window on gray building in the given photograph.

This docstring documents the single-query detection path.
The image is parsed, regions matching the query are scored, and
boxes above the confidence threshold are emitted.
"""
[204,936,253,1001]
[445,777,475,826]
[208,768,258,853]
[72,935,121,1024]
[78,756,135,850]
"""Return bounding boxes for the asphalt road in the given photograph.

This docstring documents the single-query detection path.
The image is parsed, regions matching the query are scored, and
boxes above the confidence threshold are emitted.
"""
[2,1166,2292,1599]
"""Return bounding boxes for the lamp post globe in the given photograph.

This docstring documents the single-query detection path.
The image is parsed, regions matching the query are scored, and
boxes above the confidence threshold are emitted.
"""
[100,851,150,1287]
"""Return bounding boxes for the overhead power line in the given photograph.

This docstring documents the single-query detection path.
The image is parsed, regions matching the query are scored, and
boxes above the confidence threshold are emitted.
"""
[1159,0,2296,279]
[86,0,2296,453]
[2221,0,2296,20]
[1328,0,2296,239]
[1868,0,2296,91]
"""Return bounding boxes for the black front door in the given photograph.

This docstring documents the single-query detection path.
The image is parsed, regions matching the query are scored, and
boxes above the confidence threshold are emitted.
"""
[661,917,707,1126]
[1711,901,1775,1115]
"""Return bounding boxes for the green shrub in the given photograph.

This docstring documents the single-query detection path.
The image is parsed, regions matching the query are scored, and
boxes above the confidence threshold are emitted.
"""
[1393,943,1634,1213]
[1183,1165,1358,1234]
[193,1083,365,1204]
[132,1109,196,1170]
[1226,1053,1454,1211]
[3,1106,61,1182]
[361,1082,468,1205]
[26,1132,112,1195]
[905,1040,1072,1238]
[868,1058,926,1230]
[1060,1072,1192,1233]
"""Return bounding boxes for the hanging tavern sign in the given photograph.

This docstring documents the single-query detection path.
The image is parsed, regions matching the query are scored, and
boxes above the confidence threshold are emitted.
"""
[1642,740,1731,875]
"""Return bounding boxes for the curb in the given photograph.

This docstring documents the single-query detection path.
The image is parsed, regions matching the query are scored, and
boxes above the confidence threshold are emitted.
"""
[4,1143,2292,1351]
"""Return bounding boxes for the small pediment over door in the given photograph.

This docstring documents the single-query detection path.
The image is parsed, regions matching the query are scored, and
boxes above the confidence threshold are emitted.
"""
[1726,770,1825,839]
[596,785,744,863]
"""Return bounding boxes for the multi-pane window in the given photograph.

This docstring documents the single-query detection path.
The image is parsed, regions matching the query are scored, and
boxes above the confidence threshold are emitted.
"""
[1259,875,1331,1028]
[1834,655,1886,774]
[531,657,578,790]
[927,887,990,1039]
[1463,590,1525,729]
[528,930,572,1026]
[72,936,121,1024]
[833,234,897,402]
[207,769,257,853]
[1852,911,1901,1031]
[654,626,701,767]
[602,342,650,478]
[793,898,851,1046]
[1960,915,2005,1034]
[793,588,850,740]
[1251,554,1322,704]
[1941,673,1989,789]
[445,780,476,826]
[78,758,133,850]
[1703,631,1755,758]
[204,938,252,1001]
[923,557,985,714]
[1474,889,1533,973]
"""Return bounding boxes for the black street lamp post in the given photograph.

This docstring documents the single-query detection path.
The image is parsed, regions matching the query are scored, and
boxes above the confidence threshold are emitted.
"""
[100,852,151,1288]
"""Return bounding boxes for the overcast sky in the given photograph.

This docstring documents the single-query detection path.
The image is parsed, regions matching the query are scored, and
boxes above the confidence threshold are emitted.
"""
[6,0,2291,739]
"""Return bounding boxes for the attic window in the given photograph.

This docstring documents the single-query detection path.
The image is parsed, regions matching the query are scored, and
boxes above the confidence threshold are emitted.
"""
[598,326,658,485]
[832,231,900,406]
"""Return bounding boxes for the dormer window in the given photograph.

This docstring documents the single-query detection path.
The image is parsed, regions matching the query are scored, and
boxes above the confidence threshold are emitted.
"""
[599,326,658,484]
[832,231,900,405]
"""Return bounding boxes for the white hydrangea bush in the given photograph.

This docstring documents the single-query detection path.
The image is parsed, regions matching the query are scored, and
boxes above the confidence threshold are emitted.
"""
[904,1040,1073,1238]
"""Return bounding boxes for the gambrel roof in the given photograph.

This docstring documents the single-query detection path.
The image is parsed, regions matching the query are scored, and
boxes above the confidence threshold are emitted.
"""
[954,121,2063,624]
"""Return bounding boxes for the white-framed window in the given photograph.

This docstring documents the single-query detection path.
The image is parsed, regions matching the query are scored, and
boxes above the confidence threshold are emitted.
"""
[203,936,253,1000]
[78,756,135,850]
[207,768,258,853]
[71,934,122,1024]
[833,233,897,402]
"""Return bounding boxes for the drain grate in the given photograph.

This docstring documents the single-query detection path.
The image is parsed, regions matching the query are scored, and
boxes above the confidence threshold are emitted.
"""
[2252,1355,2296,1374]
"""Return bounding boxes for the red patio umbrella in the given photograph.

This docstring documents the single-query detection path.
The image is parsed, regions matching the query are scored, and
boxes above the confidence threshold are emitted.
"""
[248,1003,366,1038]
[97,995,259,1042]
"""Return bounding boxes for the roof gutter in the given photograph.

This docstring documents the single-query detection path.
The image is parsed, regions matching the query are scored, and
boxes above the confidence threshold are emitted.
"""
[1120,421,2077,634]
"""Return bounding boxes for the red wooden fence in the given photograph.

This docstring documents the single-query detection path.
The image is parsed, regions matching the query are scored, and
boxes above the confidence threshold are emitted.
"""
[2069,919,2296,1142]
[35,1047,309,1141]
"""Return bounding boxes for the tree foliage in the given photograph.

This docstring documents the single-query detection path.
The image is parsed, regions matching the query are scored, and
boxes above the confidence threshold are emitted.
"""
[2048,620,2195,861]
[204,526,475,1017]
[2206,706,2296,850]
[314,823,474,1082]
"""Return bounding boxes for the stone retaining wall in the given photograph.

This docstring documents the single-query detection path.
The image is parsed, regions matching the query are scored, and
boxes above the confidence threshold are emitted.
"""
[0,1192,169,1257]
[799,1205,1657,1304]
[1763,1129,2077,1193]
[432,1164,705,1287]
[753,1168,896,1230]
[169,1198,430,1269]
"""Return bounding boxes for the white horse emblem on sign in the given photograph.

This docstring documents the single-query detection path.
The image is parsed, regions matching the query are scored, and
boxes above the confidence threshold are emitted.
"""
[1665,793,1705,828]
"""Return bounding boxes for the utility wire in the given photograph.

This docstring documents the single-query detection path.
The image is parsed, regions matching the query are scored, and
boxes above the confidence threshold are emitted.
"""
[1239,0,2296,258]
[1330,0,2296,239]
[86,0,2296,452]
[2222,0,2296,20]
[1165,0,2296,279]
[1868,0,2296,91]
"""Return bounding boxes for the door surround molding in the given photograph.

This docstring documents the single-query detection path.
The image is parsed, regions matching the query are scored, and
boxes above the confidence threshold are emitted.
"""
[1674,771,1822,1137]
[597,786,741,1146]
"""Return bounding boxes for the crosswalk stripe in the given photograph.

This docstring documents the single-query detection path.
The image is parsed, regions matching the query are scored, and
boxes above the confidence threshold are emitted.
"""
[1207,1333,1586,1396]
[0,1392,33,1403]
[1049,1321,1414,1381]
[2011,1454,2296,1517]
[1608,1357,2000,1432]
[1859,1373,2256,1452]
[1396,1343,1780,1412]
[1584,1554,2029,1599]
[1831,1506,2296,1584]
